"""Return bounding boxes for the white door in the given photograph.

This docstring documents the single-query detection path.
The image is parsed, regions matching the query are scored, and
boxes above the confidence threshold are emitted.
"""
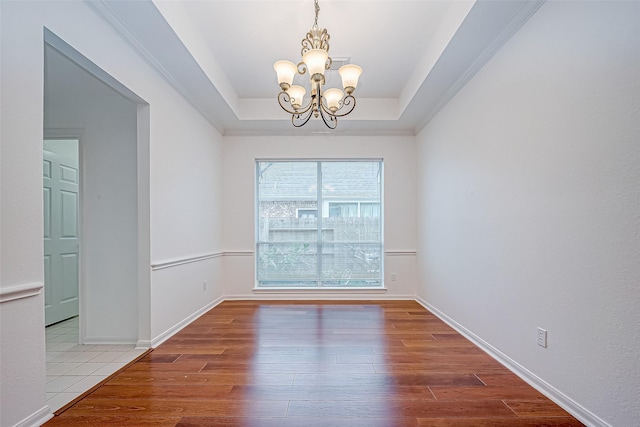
[43,139,80,326]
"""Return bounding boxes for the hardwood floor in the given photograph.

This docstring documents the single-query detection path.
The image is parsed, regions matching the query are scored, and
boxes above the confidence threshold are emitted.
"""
[45,301,583,426]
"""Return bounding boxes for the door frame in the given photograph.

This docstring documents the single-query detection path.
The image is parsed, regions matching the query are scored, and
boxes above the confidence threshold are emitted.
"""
[44,131,85,341]
[44,29,151,348]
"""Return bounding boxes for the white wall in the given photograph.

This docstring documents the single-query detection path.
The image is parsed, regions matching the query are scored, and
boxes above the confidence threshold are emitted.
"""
[2,2,55,424]
[0,1,224,425]
[415,1,640,426]
[222,135,417,299]
[149,93,224,342]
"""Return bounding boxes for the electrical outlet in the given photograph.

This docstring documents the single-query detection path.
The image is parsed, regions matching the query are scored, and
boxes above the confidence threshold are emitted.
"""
[537,327,547,348]
[202,281,207,291]
[390,273,397,282]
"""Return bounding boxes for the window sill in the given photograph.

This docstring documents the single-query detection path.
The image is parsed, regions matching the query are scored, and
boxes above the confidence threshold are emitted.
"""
[253,287,388,294]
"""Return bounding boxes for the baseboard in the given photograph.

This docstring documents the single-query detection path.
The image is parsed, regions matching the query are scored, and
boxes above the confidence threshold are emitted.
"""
[415,296,610,427]
[226,292,416,301]
[12,405,52,427]
[82,337,137,345]
[135,339,152,349]
[150,296,224,348]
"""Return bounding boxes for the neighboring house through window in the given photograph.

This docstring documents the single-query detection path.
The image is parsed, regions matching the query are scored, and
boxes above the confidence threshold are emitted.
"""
[256,160,383,288]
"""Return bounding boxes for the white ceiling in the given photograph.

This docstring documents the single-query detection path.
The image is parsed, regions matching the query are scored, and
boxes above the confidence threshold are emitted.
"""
[182,0,453,99]
[84,0,545,136]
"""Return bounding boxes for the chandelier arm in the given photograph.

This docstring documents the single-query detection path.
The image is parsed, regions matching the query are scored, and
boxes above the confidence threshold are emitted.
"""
[292,107,315,128]
[297,62,307,75]
[318,107,338,129]
[277,91,314,115]
[318,94,357,118]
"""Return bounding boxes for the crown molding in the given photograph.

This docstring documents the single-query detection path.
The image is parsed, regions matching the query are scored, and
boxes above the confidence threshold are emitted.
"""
[82,0,546,136]
[83,0,228,133]
[413,0,546,133]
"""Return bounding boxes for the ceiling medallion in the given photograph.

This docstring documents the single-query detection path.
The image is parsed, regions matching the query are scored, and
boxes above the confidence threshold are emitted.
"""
[273,0,362,129]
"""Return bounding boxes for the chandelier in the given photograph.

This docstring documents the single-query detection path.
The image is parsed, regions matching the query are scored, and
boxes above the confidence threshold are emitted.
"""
[273,0,362,129]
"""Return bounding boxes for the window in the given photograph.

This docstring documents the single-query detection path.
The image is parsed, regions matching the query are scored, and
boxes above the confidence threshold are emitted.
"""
[297,209,318,218]
[256,160,383,288]
[329,202,380,218]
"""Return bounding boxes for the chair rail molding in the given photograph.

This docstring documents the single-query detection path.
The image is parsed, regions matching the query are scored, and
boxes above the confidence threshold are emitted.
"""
[0,283,44,303]
[385,250,417,256]
[150,252,224,270]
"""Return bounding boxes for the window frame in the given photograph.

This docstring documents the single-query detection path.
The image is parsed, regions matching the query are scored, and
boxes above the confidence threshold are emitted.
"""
[255,159,384,289]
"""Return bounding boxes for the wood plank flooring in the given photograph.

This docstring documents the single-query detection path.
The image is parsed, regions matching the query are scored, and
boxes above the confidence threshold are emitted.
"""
[45,300,584,426]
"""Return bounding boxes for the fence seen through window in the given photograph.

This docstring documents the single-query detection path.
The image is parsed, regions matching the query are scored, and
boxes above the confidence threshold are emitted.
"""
[256,160,383,287]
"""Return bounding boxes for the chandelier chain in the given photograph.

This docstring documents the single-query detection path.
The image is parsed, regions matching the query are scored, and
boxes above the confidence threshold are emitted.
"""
[314,0,320,26]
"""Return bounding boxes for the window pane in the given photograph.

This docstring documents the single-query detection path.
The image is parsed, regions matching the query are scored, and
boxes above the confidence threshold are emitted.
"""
[257,162,318,286]
[256,160,382,287]
[321,162,381,201]
[297,209,317,218]
[322,161,382,244]
[329,203,358,217]
[360,203,380,217]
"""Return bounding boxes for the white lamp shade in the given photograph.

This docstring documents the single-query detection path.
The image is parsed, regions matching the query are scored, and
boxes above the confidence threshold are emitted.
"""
[323,88,344,111]
[339,64,362,91]
[302,49,329,77]
[274,60,297,87]
[288,85,306,108]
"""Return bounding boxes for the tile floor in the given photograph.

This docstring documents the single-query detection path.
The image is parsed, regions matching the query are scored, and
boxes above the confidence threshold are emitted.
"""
[45,316,147,412]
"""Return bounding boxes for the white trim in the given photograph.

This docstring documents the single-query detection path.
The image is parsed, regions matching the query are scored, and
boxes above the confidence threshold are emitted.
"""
[12,405,52,427]
[414,0,546,132]
[223,251,253,257]
[415,296,611,427]
[135,340,152,350]
[385,250,417,256]
[82,0,226,132]
[82,337,138,345]
[0,283,43,303]
[150,296,224,348]
[44,128,85,140]
[255,157,384,163]
[151,252,224,270]
[224,128,415,138]
[79,2,176,104]
[253,287,387,294]
[44,28,146,104]
[228,292,420,301]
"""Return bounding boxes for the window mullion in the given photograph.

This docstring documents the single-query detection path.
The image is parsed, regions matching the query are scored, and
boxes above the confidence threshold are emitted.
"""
[316,161,323,286]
